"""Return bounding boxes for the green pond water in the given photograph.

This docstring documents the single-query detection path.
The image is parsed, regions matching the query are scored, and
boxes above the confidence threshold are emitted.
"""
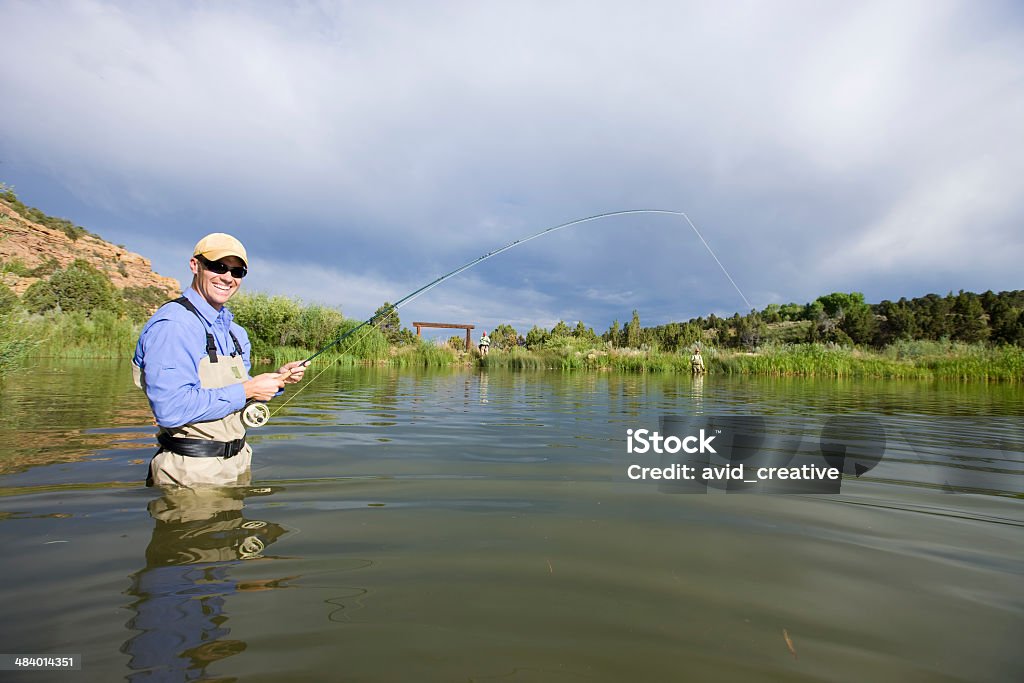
[0,360,1021,682]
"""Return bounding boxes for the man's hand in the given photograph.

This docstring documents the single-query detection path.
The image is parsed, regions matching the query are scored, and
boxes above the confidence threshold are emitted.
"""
[244,372,286,401]
[276,360,308,385]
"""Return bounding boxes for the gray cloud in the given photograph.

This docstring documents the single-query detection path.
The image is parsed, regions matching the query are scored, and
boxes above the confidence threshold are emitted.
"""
[1,0,1022,333]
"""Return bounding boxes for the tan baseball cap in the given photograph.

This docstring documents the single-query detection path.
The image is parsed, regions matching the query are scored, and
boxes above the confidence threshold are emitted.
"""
[193,233,248,266]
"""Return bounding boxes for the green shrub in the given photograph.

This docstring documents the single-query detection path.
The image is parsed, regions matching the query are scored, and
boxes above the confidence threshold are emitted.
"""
[0,282,18,314]
[25,259,121,314]
[292,304,345,350]
[28,257,60,278]
[228,292,302,347]
[0,313,34,375]
[21,279,59,314]
[121,285,171,321]
[489,323,521,350]
[227,292,390,363]
[0,258,33,277]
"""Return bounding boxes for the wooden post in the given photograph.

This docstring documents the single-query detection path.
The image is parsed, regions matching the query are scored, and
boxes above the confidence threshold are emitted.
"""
[411,322,475,351]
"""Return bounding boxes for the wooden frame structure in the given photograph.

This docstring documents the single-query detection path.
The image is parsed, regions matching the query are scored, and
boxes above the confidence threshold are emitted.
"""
[412,322,475,350]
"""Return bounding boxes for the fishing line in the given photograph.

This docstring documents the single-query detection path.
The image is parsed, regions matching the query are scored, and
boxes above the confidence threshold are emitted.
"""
[256,209,750,424]
[682,213,752,311]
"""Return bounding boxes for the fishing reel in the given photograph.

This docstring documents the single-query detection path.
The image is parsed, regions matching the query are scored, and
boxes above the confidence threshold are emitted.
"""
[242,401,271,428]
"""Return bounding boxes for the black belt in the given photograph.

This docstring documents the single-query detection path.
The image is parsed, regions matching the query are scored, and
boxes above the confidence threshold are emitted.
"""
[157,433,247,459]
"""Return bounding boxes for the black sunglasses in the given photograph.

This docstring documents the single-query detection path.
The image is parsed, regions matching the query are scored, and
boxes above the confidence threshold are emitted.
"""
[196,254,247,278]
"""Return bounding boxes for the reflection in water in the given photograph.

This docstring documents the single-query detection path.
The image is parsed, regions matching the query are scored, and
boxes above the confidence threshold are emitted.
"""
[479,370,488,404]
[690,373,704,413]
[0,359,154,475]
[122,487,290,681]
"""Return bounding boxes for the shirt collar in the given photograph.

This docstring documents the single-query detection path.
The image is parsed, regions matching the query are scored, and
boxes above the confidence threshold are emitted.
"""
[183,287,233,326]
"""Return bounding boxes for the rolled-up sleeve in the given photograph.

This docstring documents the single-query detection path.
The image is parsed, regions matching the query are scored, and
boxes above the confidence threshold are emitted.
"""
[138,320,247,427]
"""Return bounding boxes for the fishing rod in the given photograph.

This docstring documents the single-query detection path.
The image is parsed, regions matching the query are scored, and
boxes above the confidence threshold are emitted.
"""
[241,209,748,427]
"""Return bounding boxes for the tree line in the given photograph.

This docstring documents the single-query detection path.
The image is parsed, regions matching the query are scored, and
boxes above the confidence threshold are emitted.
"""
[5,254,1022,354]
[468,290,1024,353]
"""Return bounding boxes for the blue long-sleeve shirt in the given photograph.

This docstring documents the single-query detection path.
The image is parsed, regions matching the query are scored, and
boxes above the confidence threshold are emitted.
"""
[133,287,251,428]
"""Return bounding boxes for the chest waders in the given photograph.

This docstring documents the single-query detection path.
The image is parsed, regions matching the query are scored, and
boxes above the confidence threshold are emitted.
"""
[135,298,253,487]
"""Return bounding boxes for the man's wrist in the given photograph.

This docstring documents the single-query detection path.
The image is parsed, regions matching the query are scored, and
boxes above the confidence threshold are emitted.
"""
[233,382,249,407]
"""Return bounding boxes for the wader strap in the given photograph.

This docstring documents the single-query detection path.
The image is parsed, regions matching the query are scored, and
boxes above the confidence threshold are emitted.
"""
[157,432,247,459]
[229,331,242,357]
[172,297,221,363]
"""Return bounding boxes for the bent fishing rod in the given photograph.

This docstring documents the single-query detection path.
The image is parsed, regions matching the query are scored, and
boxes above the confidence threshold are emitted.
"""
[241,209,749,427]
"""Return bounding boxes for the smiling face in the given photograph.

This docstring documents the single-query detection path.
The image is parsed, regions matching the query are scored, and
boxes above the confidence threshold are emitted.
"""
[190,255,245,310]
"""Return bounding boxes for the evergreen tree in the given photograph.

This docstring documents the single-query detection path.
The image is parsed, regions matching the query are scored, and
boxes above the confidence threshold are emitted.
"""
[525,325,549,349]
[839,305,878,346]
[572,320,599,344]
[550,320,572,338]
[988,300,1021,345]
[681,322,703,349]
[951,291,989,343]
[372,302,404,344]
[603,320,621,347]
[919,294,953,339]
[1004,312,1024,345]
[874,299,917,346]
[625,310,641,348]
[980,290,998,316]
[737,312,766,349]
[490,323,519,350]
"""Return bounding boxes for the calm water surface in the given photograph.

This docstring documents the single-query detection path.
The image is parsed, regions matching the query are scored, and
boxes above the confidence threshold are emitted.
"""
[0,360,1021,682]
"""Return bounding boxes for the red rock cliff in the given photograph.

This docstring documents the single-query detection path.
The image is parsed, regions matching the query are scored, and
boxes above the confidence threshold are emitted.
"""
[0,197,180,301]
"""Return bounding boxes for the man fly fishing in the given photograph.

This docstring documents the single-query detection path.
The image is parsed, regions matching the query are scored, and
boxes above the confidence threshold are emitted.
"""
[127,210,743,476]
[133,233,307,487]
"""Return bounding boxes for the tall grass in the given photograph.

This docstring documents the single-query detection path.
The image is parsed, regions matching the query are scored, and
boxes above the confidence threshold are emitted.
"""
[259,345,360,370]
[480,348,549,370]
[11,298,392,365]
[390,342,461,368]
[21,310,140,358]
[5,293,1021,382]
[0,313,35,376]
[477,342,1023,381]
[481,346,691,372]
[711,342,1024,380]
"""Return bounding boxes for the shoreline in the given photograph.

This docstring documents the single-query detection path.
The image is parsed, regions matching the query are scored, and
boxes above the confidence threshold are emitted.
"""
[13,340,1023,382]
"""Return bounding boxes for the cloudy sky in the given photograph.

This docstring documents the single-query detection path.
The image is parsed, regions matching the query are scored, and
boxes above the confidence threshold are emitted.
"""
[1,0,1022,336]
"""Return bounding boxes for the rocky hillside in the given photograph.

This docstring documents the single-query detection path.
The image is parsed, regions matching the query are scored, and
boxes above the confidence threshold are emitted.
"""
[0,191,179,299]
